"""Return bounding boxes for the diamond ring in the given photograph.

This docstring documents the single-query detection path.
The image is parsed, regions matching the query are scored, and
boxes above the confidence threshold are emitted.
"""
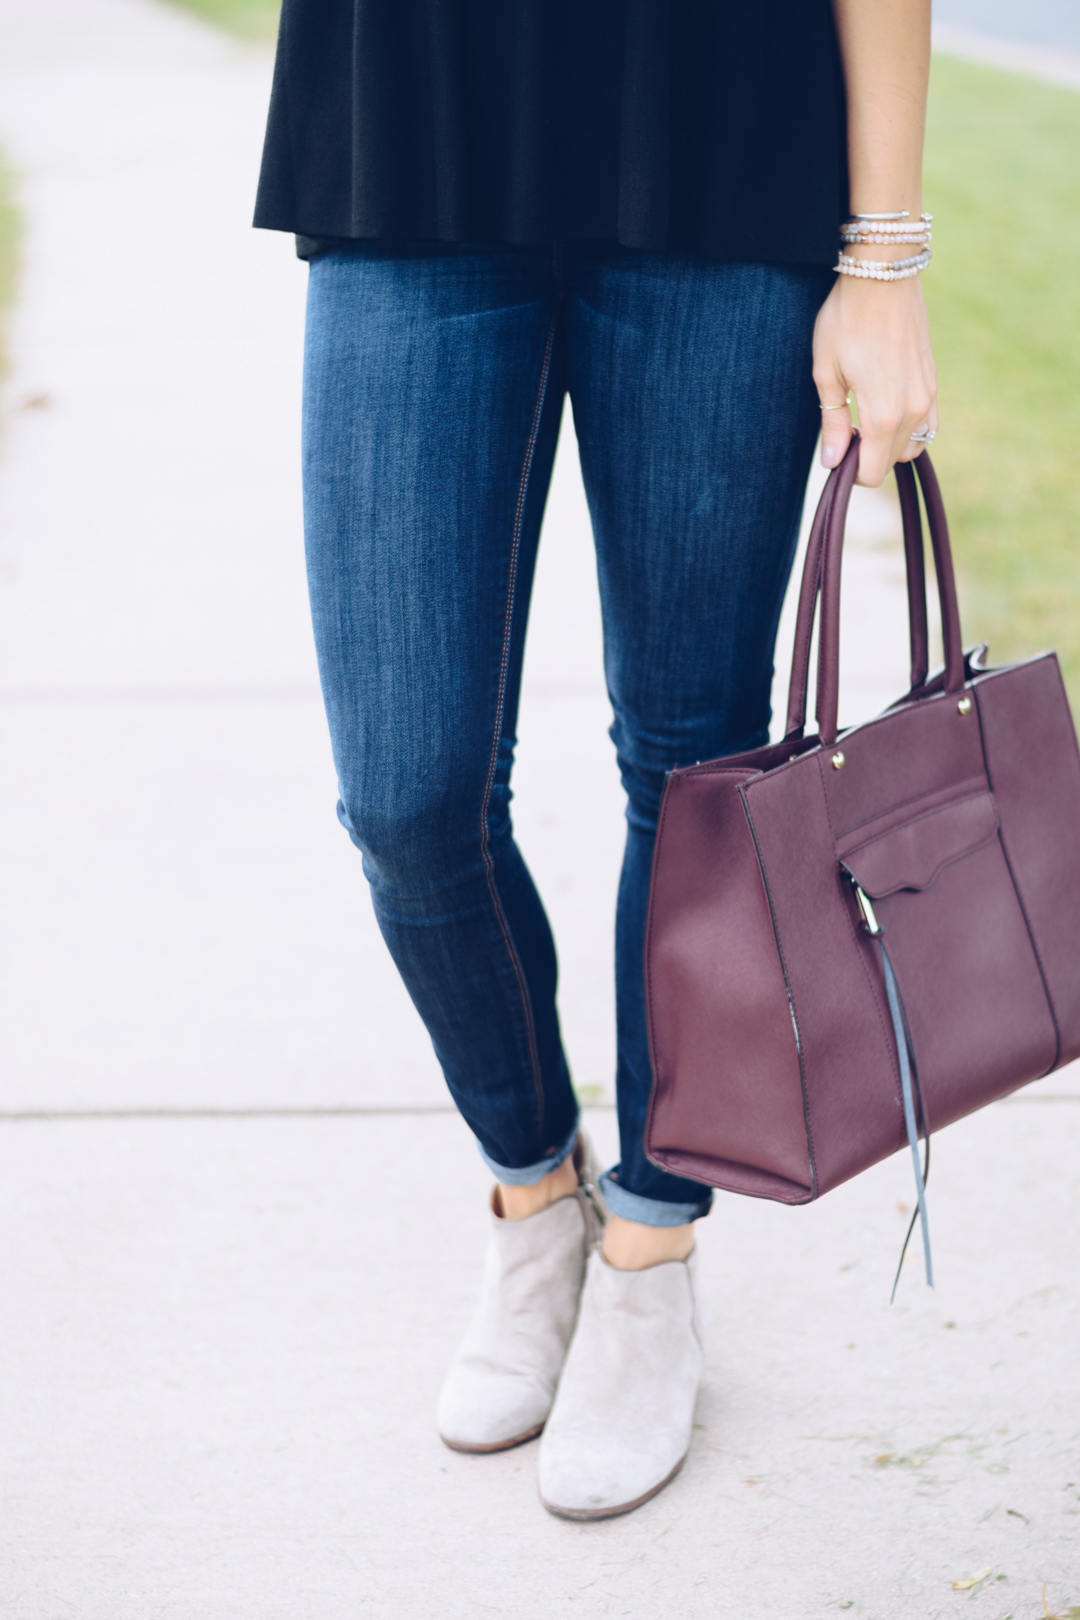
[910,426,937,445]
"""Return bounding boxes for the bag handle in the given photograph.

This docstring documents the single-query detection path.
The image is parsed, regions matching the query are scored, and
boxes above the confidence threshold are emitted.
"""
[784,435,965,747]
[785,444,930,739]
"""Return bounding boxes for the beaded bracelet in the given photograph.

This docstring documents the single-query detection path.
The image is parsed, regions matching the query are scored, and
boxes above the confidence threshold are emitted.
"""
[841,229,932,245]
[833,248,932,281]
[841,214,932,247]
[835,212,934,280]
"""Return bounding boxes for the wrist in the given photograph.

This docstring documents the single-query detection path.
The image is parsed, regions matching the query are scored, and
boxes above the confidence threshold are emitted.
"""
[835,211,932,283]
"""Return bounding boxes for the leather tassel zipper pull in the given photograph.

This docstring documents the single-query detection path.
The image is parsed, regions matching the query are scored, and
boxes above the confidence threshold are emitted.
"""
[848,875,934,1300]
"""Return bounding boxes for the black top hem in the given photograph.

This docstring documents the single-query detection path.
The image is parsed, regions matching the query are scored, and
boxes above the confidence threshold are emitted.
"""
[254,0,849,272]
[279,227,839,268]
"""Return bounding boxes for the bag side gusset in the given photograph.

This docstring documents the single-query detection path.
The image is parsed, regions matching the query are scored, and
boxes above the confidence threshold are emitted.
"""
[973,654,1080,1068]
[645,762,815,1201]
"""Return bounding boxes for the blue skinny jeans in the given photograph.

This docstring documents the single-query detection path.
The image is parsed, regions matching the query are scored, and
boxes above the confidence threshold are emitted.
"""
[302,242,830,1226]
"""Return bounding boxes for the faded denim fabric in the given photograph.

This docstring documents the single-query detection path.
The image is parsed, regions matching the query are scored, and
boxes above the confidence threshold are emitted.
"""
[302,242,829,1225]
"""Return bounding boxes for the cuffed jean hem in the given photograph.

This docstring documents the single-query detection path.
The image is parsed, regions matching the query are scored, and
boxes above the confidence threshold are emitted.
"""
[598,1170,713,1227]
[477,1115,580,1186]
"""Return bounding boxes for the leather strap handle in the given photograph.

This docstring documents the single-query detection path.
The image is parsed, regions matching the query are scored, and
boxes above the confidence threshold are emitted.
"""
[784,435,965,745]
[782,458,840,739]
[786,442,932,739]
[895,459,929,694]
[911,450,965,695]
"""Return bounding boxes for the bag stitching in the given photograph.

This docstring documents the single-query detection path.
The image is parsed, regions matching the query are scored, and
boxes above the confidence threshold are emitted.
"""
[775,759,904,1164]
[835,776,989,846]
[836,871,907,1125]
[817,753,907,1123]
[645,774,815,1203]
[840,789,997,872]
[972,684,1062,1076]
[833,767,988,840]
[816,750,838,839]
[842,835,999,901]
[1050,651,1080,779]
[738,785,818,1201]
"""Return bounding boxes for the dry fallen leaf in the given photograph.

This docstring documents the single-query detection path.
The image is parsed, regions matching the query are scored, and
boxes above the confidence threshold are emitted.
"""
[1042,1590,1080,1620]
[1040,1585,1080,1618]
[953,1568,992,1591]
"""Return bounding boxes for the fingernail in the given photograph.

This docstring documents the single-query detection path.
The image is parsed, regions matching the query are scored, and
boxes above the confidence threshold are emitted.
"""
[821,444,840,468]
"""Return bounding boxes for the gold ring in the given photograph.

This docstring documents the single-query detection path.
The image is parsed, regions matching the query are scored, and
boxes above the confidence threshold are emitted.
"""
[820,401,849,411]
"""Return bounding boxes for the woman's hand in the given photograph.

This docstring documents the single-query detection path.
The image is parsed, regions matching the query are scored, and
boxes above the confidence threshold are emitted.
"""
[824,0,935,487]
[812,271,938,488]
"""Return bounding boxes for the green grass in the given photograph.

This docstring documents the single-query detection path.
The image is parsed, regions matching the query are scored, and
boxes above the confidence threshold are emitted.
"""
[924,55,1080,701]
[162,0,279,42]
[0,155,20,386]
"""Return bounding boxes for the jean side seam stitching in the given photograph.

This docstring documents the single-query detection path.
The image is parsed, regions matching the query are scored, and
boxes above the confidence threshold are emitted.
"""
[479,307,560,1143]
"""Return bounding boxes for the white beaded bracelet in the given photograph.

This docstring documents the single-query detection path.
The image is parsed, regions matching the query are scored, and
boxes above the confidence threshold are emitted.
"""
[841,230,932,245]
[833,248,932,281]
[835,212,934,280]
[841,212,932,240]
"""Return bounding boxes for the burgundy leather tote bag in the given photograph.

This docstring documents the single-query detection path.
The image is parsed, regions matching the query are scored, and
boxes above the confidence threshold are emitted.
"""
[644,435,1080,1283]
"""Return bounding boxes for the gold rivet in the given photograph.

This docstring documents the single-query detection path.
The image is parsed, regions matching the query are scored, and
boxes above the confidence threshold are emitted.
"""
[832,751,846,770]
[957,696,972,715]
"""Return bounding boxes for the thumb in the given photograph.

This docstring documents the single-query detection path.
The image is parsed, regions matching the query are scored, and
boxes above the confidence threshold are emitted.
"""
[817,384,853,469]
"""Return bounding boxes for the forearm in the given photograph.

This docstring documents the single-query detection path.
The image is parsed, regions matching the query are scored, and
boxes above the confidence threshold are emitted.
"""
[813,0,937,485]
[830,0,930,222]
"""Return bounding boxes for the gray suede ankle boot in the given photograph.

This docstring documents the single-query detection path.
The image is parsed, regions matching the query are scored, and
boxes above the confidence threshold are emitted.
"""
[437,1137,604,1453]
[538,1247,704,1519]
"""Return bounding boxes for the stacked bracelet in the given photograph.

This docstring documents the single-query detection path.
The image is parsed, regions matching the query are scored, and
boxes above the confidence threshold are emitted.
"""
[835,211,933,281]
[841,211,933,226]
[834,248,932,281]
[841,227,931,245]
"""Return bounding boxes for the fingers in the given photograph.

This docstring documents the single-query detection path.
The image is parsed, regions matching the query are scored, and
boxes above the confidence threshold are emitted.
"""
[811,276,938,485]
[894,396,940,465]
[856,385,937,485]
[814,366,854,470]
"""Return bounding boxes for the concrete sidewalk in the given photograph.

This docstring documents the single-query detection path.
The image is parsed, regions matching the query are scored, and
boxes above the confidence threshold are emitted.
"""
[2,1104,1079,1618]
[0,2,1078,1616]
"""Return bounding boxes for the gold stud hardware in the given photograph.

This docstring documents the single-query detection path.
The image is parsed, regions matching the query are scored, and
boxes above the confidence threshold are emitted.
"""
[831,751,846,770]
[957,696,972,715]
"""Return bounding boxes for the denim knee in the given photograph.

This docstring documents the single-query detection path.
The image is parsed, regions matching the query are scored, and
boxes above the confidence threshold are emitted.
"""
[334,775,497,914]
[615,757,667,841]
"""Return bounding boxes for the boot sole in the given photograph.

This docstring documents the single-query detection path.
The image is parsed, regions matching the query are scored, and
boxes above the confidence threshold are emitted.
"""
[440,1421,545,1455]
[540,1453,686,1521]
